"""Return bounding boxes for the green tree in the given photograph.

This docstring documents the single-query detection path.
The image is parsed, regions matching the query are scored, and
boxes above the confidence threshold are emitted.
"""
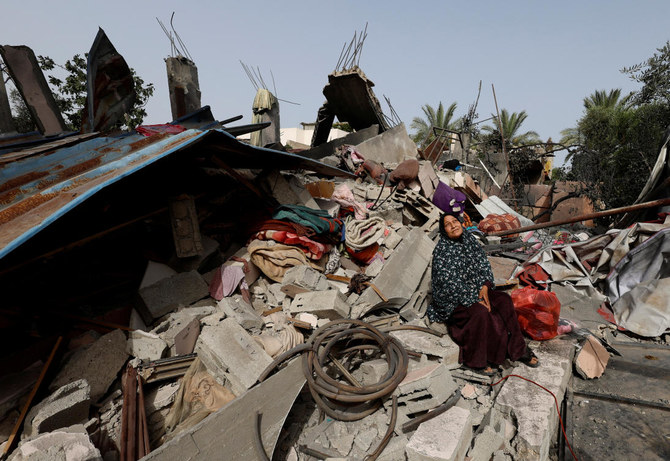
[480,109,541,151]
[10,53,154,132]
[410,101,458,148]
[622,41,670,105]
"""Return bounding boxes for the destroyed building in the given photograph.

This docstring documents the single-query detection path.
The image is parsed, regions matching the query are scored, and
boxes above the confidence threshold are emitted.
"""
[1,25,670,461]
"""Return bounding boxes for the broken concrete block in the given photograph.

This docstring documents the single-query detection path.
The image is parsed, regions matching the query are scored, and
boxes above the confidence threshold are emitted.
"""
[195,319,273,395]
[267,171,319,209]
[390,327,460,368]
[126,330,167,361]
[396,362,458,414]
[353,228,434,317]
[23,380,90,439]
[494,340,573,461]
[354,123,417,164]
[406,405,472,461]
[376,434,409,461]
[574,335,609,379]
[139,270,209,320]
[50,329,127,403]
[467,424,505,461]
[365,258,384,278]
[139,261,178,289]
[9,424,101,461]
[145,382,180,414]
[290,290,351,320]
[461,383,477,400]
[281,265,331,297]
[359,359,389,386]
[153,312,203,356]
[295,312,318,328]
[218,296,264,330]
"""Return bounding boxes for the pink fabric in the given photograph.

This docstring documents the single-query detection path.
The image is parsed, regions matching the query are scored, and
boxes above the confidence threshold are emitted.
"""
[254,230,329,260]
[331,184,367,220]
[209,265,248,301]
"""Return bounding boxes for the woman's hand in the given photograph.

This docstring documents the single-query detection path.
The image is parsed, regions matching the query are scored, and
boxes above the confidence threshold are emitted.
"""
[478,284,491,312]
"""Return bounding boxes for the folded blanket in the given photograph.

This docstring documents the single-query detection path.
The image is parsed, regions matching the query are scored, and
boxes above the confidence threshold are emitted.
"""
[248,239,326,282]
[254,229,329,260]
[345,216,387,250]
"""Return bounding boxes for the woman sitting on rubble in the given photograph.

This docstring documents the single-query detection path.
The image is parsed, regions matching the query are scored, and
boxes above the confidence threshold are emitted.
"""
[427,213,539,376]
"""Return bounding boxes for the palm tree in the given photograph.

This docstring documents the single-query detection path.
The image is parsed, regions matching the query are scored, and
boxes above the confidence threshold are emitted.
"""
[481,109,541,150]
[583,89,631,110]
[410,101,458,148]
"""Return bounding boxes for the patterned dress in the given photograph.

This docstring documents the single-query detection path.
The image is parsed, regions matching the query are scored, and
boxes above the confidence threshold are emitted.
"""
[427,230,493,322]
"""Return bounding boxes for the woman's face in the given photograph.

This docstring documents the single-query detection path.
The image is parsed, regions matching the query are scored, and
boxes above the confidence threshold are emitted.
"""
[443,215,463,239]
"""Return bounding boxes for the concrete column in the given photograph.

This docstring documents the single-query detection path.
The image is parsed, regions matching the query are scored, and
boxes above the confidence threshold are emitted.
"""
[165,56,201,120]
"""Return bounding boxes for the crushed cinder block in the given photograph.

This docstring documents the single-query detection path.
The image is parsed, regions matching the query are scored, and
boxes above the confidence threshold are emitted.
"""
[406,405,472,461]
[23,379,90,439]
[575,335,609,379]
[353,228,434,317]
[195,319,273,395]
[396,362,458,415]
[139,270,209,320]
[494,340,574,461]
[281,265,331,297]
[390,325,460,368]
[126,330,167,361]
[50,329,127,403]
[290,290,351,320]
[218,295,264,330]
[9,424,101,461]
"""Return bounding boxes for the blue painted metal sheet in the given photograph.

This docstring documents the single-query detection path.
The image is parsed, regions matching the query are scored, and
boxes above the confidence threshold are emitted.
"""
[0,128,354,260]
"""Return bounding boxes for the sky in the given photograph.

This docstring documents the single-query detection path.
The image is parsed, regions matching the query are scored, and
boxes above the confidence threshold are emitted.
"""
[3,1,670,166]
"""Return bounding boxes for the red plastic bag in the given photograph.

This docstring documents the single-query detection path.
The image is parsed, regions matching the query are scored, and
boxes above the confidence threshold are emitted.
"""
[511,286,561,340]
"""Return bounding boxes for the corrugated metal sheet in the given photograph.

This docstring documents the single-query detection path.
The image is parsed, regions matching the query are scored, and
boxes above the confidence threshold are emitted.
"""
[0,128,354,260]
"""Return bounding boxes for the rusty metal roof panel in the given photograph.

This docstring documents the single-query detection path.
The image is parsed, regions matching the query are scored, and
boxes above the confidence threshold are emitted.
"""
[0,128,354,260]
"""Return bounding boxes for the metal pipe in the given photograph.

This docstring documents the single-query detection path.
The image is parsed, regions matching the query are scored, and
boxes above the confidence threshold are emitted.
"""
[489,197,670,236]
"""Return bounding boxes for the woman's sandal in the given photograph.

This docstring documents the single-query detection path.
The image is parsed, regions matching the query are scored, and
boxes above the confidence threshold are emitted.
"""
[519,349,540,368]
[463,365,497,377]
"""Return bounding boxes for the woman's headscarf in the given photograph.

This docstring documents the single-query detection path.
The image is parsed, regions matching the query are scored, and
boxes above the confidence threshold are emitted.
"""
[427,216,493,322]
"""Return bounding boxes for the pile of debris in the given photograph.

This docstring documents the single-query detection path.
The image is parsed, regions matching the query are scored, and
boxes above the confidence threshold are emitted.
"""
[3,129,668,461]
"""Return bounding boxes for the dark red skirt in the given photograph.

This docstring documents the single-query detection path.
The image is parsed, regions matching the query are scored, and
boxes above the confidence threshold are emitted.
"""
[447,289,527,368]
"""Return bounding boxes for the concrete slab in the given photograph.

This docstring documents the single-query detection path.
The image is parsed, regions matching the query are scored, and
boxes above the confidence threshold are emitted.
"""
[126,330,167,361]
[50,329,127,403]
[354,123,417,164]
[194,319,273,395]
[143,358,305,461]
[494,340,574,460]
[390,328,460,368]
[353,228,434,317]
[406,405,472,461]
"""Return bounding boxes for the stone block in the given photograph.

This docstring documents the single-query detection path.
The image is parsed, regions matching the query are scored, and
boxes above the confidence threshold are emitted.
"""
[218,296,264,330]
[290,290,351,320]
[494,342,573,460]
[9,425,101,461]
[23,380,90,439]
[139,270,209,320]
[406,405,472,461]
[390,328,460,368]
[281,265,331,296]
[396,362,458,414]
[353,228,434,317]
[195,319,273,395]
[126,330,167,361]
[50,329,127,403]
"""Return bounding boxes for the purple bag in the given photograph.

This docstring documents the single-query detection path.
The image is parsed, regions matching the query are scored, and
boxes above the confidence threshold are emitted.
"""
[432,181,466,214]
